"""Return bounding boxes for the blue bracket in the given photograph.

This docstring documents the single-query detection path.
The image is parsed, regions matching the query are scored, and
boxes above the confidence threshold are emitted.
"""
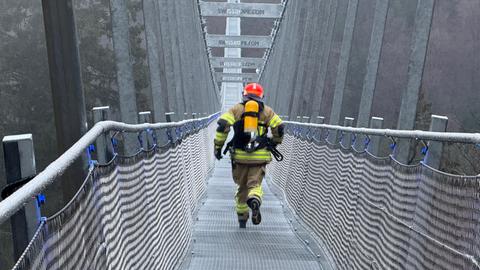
[175,126,182,141]
[324,130,330,141]
[86,144,97,167]
[389,143,397,151]
[166,129,174,144]
[419,139,429,156]
[148,129,158,148]
[111,135,119,155]
[339,131,344,144]
[388,136,397,151]
[35,194,46,223]
[364,136,371,147]
[137,131,145,150]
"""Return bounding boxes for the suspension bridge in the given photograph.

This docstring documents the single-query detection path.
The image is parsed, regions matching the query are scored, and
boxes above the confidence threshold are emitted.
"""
[1,0,480,270]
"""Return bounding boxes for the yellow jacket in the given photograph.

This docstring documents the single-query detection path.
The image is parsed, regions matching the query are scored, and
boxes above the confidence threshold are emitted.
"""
[214,103,284,164]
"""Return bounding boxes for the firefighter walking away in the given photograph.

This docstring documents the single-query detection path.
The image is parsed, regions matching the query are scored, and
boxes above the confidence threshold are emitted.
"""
[214,83,284,228]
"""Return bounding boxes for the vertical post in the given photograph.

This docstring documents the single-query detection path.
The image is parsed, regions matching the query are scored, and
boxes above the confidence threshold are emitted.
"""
[139,111,152,124]
[2,135,39,260]
[139,111,152,150]
[424,115,448,169]
[341,117,355,148]
[109,0,138,156]
[315,116,325,124]
[92,107,111,164]
[143,0,168,123]
[356,0,389,130]
[42,0,88,202]
[395,0,435,163]
[192,113,197,119]
[367,117,384,156]
[165,112,176,123]
[315,116,326,141]
[329,0,359,127]
[110,0,138,124]
[311,0,338,119]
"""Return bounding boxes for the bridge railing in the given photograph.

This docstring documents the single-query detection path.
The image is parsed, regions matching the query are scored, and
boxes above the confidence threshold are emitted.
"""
[1,113,219,270]
[268,120,480,270]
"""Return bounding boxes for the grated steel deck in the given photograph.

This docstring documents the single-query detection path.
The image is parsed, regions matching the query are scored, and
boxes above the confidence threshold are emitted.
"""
[180,160,326,270]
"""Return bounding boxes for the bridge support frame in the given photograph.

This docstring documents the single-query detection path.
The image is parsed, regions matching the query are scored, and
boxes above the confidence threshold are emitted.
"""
[41,0,88,203]
[93,107,111,164]
[2,135,39,261]
[341,117,355,149]
[139,111,153,149]
[424,115,448,169]
[367,117,384,156]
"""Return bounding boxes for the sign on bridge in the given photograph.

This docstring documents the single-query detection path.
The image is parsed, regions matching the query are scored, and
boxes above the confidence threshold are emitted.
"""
[215,72,259,83]
[210,57,264,69]
[206,35,272,49]
[199,2,283,19]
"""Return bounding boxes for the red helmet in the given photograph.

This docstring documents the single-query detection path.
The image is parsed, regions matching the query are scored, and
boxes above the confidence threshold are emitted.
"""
[243,83,264,100]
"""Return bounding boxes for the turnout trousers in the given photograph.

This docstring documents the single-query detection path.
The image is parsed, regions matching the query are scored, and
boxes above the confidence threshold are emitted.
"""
[232,162,266,221]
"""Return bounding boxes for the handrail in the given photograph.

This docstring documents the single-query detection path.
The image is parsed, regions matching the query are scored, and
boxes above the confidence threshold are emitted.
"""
[285,121,480,145]
[0,113,219,225]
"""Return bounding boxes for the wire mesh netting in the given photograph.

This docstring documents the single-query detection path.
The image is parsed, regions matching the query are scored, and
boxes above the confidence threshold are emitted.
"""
[10,119,216,270]
[268,123,480,270]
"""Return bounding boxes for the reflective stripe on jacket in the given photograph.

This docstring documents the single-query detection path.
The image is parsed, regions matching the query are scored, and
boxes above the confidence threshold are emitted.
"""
[214,103,283,164]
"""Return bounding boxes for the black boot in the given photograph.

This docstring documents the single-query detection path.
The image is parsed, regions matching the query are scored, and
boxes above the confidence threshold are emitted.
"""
[239,220,247,229]
[238,213,248,229]
[247,198,262,225]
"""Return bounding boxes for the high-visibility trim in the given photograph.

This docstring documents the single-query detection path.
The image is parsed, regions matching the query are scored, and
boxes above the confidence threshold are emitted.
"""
[215,132,228,141]
[235,197,249,214]
[232,149,272,161]
[220,112,235,125]
[248,185,264,200]
[269,114,282,128]
[258,126,266,136]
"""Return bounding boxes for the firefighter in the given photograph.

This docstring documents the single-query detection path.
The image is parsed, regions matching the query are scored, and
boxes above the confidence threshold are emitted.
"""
[214,83,284,228]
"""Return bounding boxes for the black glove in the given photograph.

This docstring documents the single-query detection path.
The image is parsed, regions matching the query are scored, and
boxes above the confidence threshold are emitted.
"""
[214,147,222,160]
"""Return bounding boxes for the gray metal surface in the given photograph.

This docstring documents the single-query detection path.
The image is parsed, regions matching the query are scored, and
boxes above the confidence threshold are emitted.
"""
[180,160,324,270]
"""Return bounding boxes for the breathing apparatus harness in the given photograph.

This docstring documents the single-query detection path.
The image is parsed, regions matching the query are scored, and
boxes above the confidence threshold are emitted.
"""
[223,100,284,162]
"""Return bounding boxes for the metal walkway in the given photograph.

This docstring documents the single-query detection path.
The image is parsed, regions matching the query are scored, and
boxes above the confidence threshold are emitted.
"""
[180,159,324,270]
